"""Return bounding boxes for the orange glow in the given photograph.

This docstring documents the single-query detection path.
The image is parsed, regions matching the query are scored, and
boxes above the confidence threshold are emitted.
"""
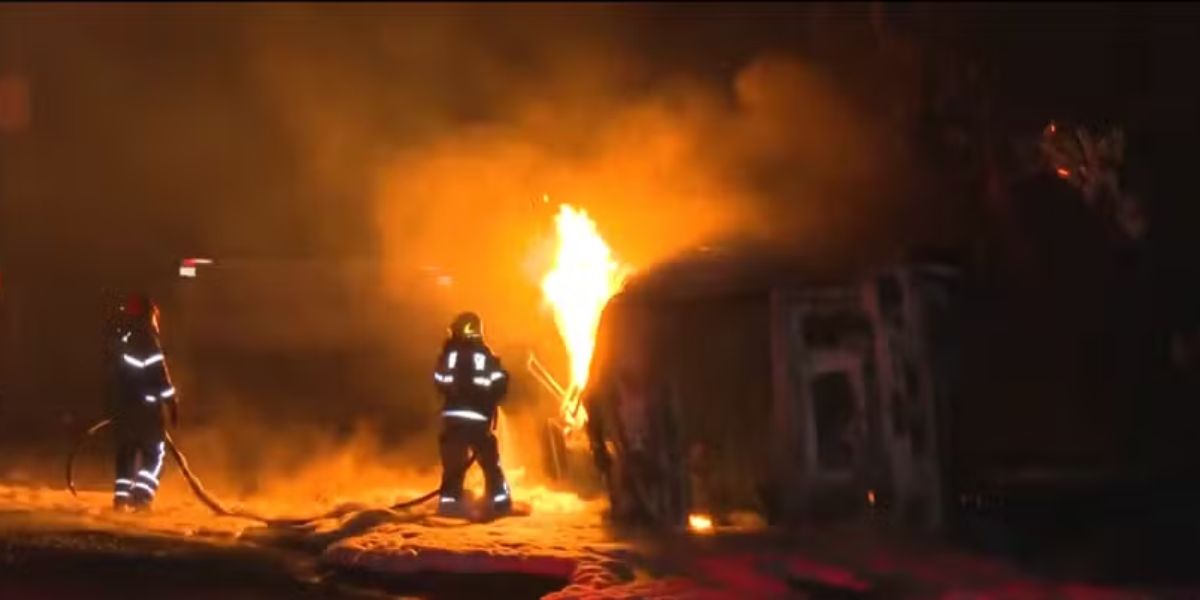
[688,513,714,533]
[867,489,876,507]
[540,203,630,434]
[1048,122,1057,134]
[1056,167,1070,179]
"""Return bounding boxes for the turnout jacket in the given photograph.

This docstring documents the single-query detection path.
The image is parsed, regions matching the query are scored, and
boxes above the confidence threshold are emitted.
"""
[433,338,508,423]
[108,328,176,440]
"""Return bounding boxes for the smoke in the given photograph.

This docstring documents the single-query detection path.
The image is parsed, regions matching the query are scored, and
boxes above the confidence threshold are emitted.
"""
[363,29,912,349]
[1,4,920,502]
[224,4,911,292]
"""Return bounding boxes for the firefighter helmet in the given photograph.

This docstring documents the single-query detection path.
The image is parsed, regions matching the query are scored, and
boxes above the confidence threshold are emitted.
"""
[120,292,160,333]
[449,312,483,340]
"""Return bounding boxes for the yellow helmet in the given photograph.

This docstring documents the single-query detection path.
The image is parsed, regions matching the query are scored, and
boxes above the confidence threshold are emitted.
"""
[449,312,483,340]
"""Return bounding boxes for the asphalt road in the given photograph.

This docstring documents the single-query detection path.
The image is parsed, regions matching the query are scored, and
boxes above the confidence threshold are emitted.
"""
[0,509,571,599]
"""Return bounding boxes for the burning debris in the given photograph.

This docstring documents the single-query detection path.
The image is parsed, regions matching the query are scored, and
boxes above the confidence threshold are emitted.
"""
[687,513,714,534]
[539,203,632,441]
[1038,122,1147,240]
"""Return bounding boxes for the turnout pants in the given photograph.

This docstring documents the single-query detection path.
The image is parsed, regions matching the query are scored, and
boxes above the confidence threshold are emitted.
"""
[438,418,509,505]
[114,437,166,507]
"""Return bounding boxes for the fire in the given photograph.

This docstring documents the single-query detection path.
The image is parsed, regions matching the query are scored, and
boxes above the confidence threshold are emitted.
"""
[540,203,629,433]
[1056,166,1071,179]
[688,513,714,534]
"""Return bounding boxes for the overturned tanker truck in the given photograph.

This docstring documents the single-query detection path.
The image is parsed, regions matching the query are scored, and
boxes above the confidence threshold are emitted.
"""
[575,244,961,532]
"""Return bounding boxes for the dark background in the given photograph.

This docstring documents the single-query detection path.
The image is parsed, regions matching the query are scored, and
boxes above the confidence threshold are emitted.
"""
[0,3,1197,494]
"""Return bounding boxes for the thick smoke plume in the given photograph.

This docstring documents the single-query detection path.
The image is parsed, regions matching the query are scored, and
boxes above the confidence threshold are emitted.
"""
[1,4,917,504]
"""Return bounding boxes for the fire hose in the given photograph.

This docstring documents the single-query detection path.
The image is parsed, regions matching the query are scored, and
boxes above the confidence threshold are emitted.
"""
[66,418,478,528]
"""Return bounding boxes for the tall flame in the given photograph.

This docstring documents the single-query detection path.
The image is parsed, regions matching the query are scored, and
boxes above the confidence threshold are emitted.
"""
[541,203,629,432]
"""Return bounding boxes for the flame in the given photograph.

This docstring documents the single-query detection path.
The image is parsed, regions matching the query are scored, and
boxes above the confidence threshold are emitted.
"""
[1056,166,1071,179]
[688,513,714,533]
[540,203,629,433]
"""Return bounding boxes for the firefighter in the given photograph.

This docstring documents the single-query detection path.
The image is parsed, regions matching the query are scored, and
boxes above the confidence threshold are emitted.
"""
[108,293,177,512]
[432,311,511,517]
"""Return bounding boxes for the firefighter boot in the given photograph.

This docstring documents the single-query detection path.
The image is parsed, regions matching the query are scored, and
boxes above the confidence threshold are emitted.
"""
[488,480,513,517]
[113,494,132,512]
[437,495,467,518]
[131,485,155,513]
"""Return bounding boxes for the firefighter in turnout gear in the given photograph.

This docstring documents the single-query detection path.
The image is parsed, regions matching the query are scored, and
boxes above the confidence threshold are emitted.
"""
[433,312,511,517]
[107,293,177,512]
